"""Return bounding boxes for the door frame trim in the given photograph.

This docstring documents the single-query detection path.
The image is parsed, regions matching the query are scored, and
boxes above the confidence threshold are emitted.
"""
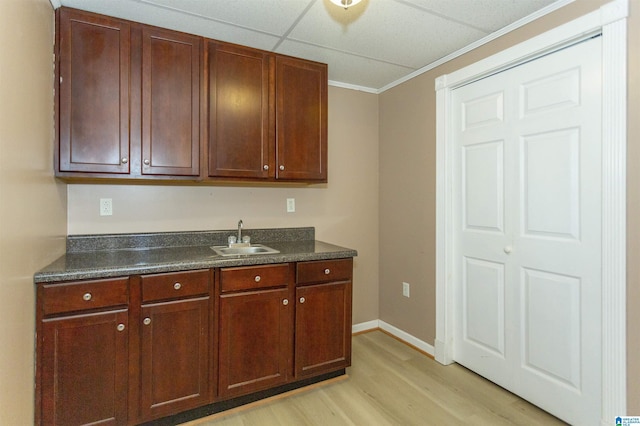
[434,0,628,423]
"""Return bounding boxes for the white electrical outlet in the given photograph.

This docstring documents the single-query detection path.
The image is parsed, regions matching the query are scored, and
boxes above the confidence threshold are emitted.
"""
[286,198,295,213]
[100,198,113,216]
[402,282,410,298]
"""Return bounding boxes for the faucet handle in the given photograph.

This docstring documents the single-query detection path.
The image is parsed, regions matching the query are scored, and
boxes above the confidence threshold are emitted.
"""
[228,236,237,245]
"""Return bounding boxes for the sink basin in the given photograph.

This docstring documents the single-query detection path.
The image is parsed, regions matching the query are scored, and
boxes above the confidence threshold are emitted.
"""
[211,244,280,257]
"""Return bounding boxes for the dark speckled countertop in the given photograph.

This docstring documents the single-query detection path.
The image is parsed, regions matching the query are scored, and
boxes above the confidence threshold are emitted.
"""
[34,227,357,284]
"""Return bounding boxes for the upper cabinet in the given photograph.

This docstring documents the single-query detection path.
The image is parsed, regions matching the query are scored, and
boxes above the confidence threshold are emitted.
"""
[55,7,328,184]
[207,42,272,179]
[57,8,131,174]
[276,57,328,182]
[140,27,202,177]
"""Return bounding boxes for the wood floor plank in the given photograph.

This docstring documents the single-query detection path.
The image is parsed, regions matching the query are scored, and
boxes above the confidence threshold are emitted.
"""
[187,331,566,426]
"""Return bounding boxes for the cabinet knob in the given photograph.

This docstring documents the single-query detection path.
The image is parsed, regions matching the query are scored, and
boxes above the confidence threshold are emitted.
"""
[143,159,150,166]
[173,282,181,290]
[504,246,513,254]
[83,293,92,301]
[279,165,285,171]
[255,275,261,282]
[299,297,306,304]
[117,323,125,332]
[263,165,269,171]
[324,268,331,275]
[282,299,289,306]
[121,157,128,164]
[143,317,151,325]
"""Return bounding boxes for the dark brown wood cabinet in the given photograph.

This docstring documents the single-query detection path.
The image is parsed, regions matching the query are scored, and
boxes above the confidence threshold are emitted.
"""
[35,259,351,424]
[56,8,202,179]
[207,42,328,182]
[217,264,293,399]
[137,270,211,421]
[56,8,131,174]
[295,259,353,378]
[55,7,327,183]
[36,278,130,426]
[276,56,328,182]
[140,27,201,177]
[207,42,272,179]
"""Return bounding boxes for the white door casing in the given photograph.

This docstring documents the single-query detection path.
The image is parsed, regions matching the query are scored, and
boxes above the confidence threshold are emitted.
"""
[434,0,627,424]
[452,36,602,424]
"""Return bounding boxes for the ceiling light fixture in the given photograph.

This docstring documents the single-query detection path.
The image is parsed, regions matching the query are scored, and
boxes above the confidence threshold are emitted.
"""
[329,0,362,9]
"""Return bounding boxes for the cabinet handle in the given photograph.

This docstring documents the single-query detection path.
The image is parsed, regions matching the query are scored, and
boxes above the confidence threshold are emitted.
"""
[143,159,150,166]
[121,157,128,164]
[117,323,125,332]
[143,318,151,325]
[173,282,181,290]
[299,297,305,304]
[83,293,92,301]
[282,299,289,306]
[255,275,261,282]
[279,165,285,171]
[324,268,331,275]
[263,165,269,171]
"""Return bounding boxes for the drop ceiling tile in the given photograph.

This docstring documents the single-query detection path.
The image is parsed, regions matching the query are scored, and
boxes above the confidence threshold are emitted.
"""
[289,0,487,69]
[59,0,281,50]
[138,0,314,35]
[399,0,559,32]
[277,40,414,90]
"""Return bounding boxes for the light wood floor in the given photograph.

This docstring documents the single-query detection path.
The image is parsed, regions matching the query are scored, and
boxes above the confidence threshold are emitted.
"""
[184,330,566,426]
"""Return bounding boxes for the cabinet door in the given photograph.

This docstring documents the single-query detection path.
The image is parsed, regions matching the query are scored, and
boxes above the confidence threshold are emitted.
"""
[295,281,352,378]
[275,56,327,181]
[141,27,201,176]
[57,8,130,174]
[208,42,273,178]
[40,310,128,425]
[139,297,210,420]
[219,288,291,398]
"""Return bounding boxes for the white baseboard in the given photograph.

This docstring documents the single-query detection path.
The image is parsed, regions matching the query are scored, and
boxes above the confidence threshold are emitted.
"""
[352,320,379,334]
[352,320,435,357]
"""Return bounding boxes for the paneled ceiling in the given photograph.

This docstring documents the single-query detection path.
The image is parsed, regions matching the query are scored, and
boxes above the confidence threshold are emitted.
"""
[53,0,570,92]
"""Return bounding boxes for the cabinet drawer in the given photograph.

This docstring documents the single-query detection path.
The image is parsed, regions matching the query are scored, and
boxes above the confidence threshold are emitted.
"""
[42,278,129,316]
[141,269,210,303]
[296,259,352,285]
[220,264,289,293]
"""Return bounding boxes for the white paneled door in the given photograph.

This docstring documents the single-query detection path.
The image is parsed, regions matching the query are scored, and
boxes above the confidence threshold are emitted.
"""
[452,36,602,425]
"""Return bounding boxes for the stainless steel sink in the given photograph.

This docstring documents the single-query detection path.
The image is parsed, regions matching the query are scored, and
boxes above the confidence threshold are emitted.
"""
[211,244,280,257]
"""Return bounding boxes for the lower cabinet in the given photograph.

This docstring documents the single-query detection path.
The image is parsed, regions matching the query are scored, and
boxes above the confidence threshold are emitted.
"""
[136,269,211,422]
[217,264,292,399]
[295,259,353,378]
[139,298,210,419]
[218,288,291,398]
[295,281,352,378]
[35,259,352,425]
[37,278,129,426]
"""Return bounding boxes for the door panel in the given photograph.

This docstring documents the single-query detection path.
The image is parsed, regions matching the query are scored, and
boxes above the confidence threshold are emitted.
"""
[140,298,210,420]
[208,42,272,178]
[452,37,602,425]
[141,28,200,176]
[462,257,505,357]
[521,268,581,389]
[462,141,504,233]
[58,9,130,174]
[521,129,580,239]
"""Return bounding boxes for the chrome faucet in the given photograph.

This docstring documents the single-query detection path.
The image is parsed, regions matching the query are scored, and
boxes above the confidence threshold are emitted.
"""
[237,219,243,244]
